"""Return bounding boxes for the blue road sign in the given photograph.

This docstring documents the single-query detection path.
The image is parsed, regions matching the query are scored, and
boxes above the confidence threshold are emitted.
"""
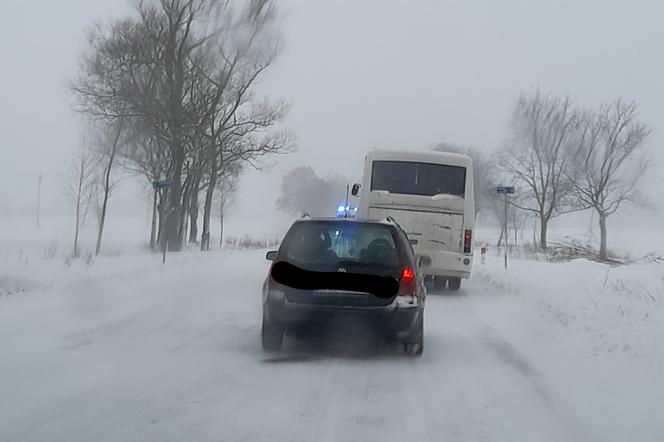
[152,180,171,190]
[497,186,515,194]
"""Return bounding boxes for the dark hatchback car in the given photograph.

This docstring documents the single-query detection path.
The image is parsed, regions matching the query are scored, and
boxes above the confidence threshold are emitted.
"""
[262,218,428,356]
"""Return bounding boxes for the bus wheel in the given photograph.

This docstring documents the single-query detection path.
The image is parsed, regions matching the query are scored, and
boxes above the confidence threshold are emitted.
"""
[433,276,447,292]
[424,275,435,292]
[448,278,462,291]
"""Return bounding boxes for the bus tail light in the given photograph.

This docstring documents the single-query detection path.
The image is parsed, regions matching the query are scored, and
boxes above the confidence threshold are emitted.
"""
[464,229,472,253]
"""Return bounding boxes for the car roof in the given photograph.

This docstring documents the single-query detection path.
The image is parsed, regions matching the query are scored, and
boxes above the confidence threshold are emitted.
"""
[291,217,411,246]
[294,217,402,228]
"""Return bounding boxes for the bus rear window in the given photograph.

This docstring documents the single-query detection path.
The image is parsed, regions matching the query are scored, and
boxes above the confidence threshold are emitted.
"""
[370,161,466,197]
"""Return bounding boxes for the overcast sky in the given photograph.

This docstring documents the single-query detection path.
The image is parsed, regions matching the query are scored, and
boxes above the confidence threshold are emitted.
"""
[1,0,662,237]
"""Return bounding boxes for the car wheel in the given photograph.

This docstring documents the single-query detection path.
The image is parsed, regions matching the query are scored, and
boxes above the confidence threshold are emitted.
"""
[261,311,284,351]
[448,277,462,291]
[403,315,424,357]
[433,276,447,292]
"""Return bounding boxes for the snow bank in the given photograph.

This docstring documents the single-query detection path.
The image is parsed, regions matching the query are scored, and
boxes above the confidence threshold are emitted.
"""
[472,253,664,441]
[474,255,663,358]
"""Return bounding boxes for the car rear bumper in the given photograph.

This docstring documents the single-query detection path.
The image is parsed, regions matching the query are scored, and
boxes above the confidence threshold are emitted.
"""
[265,291,422,339]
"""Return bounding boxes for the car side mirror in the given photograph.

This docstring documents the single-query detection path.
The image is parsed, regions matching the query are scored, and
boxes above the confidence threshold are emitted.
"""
[417,255,432,267]
[351,183,361,197]
[266,251,278,261]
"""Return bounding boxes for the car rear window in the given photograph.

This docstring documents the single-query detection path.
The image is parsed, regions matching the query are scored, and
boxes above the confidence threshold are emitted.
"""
[280,221,403,273]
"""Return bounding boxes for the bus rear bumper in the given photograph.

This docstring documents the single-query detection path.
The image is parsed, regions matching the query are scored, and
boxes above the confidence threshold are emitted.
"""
[417,250,473,279]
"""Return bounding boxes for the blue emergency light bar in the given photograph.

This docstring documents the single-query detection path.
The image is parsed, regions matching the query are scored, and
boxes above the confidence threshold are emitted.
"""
[336,205,358,218]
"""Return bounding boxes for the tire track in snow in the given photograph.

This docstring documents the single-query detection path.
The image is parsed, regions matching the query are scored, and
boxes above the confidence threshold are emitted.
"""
[478,327,598,442]
[451,278,601,442]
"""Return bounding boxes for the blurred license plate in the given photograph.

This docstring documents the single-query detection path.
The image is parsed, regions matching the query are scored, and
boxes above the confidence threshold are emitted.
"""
[313,290,366,297]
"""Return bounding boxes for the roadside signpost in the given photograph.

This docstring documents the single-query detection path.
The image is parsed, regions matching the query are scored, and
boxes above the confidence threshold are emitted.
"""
[496,186,515,195]
[153,180,171,264]
[152,180,171,190]
[496,186,515,269]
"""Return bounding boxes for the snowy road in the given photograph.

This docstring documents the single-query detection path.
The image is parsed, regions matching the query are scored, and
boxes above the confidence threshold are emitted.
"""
[1,251,662,442]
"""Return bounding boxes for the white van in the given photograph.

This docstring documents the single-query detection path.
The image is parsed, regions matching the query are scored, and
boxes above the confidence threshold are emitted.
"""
[352,150,474,290]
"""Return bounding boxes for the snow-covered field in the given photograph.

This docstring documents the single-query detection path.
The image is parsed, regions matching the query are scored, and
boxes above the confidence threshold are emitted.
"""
[1,232,663,441]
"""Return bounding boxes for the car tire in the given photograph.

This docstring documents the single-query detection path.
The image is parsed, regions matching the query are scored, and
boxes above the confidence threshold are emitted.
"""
[448,277,462,291]
[261,311,284,351]
[403,314,424,357]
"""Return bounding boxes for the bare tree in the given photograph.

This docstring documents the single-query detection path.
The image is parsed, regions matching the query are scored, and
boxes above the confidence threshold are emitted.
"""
[571,99,651,260]
[72,0,292,252]
[90,120,125,256]
[432,143,490,217]
[277,167,350,217]
[119,127,172,250]
[217,186,237,247]
[498,91,578,249]
[64,145,96,258]
[192,1,294,251]
[77,1,207,252]
[511,206,530,247]
[213,163,242,247]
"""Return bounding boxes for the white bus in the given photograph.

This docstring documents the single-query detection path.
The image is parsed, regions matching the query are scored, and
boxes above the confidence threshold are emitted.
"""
[352,150,474,291]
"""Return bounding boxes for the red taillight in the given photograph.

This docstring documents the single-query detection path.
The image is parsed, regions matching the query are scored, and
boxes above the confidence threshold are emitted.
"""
[464,229,472,254]
[399,267,416,296]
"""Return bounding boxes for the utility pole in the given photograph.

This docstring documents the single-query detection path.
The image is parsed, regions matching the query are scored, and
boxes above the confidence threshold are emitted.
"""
[36,174,42,229]
[162,188,169,265]
[496,186,515,270]
[503,193,508,270]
